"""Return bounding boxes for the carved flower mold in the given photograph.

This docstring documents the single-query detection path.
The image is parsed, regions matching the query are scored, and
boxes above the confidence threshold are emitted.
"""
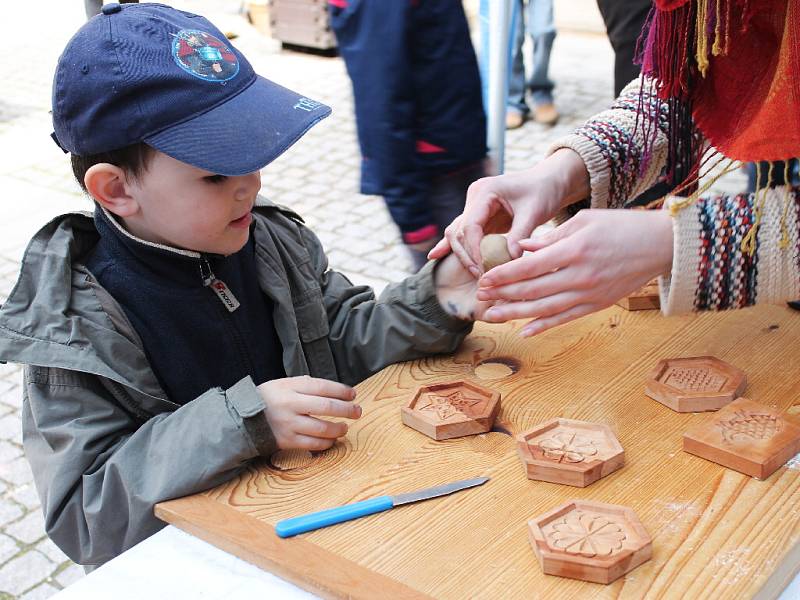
[529,500,653,584]
[516,418,625,487]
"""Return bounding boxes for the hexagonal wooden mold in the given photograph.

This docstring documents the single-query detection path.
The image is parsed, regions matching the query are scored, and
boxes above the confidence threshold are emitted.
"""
[516,418,624,487]
[615,280,660,311]
[401,380,501,440]
[528,500,652,584]
[683,397,800,480]
[645,356,746,413]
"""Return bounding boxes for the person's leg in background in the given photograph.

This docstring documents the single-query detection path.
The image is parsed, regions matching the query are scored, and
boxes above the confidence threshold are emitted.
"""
[506,0,529,130]
[596,0,651,97]
[527,0,558,125]
[428,161,488,248]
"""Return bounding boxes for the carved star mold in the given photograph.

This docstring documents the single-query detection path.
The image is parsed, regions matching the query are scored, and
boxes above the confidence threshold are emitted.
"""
[516,418,624,487]
[401,381,501,440]
[528,500,652,584]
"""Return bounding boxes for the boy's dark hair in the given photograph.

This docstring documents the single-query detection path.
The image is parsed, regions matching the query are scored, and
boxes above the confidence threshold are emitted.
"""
[70,143,154,193]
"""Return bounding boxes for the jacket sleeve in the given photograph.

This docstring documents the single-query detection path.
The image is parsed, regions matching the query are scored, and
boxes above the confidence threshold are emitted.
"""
[547,77,671,212]
[659,189,800,314]
[22,367,273,567]
[298,226,472,386]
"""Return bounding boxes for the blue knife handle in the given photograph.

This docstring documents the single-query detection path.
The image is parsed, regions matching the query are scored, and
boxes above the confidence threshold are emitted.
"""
[275,496,394,538]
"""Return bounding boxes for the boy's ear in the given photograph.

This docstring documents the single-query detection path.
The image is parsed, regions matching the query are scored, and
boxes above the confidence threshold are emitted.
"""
[84,163,139,218]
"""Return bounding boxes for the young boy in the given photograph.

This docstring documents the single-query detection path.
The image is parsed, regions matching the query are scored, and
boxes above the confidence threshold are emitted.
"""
[0,4,487,569]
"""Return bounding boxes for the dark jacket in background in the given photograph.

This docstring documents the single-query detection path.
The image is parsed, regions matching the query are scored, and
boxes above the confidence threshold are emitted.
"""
[330,0,487,234]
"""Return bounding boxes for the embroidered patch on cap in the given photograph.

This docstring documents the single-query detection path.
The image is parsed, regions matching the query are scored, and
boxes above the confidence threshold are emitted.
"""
[171,29,239,82]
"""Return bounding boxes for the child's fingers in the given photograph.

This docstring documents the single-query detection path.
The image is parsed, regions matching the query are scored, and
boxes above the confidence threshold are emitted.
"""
[293,415,349,439]
[288,376,356,401]
[286,434,336,452]
[298,395,362,420]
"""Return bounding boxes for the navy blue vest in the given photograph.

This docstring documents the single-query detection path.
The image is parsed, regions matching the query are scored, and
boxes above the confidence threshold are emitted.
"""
[86,207,285,405]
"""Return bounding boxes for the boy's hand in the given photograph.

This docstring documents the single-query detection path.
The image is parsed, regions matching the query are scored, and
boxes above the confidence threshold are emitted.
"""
[257,376,361,451]
[434,252,494,321]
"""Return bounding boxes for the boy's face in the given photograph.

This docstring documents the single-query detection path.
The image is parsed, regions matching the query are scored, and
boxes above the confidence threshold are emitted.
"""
[124,151,261,255]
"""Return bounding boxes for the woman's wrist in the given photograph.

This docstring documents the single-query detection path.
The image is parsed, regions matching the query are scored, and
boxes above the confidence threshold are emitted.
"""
[527,148,591,215]
[651,209,675,276]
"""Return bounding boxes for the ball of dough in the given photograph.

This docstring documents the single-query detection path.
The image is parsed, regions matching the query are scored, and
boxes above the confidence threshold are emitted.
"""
[480,234,512,272]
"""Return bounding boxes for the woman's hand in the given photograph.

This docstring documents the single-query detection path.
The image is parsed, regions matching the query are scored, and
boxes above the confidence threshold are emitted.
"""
[257,376,361,451]
[477,209,674,336]
[427,149,591,277]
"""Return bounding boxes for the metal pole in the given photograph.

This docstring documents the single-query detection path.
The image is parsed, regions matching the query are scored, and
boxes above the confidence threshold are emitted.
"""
[486,0,512,174]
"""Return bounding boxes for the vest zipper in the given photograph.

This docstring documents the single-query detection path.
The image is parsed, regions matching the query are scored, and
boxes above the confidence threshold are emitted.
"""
[200,255,241,313]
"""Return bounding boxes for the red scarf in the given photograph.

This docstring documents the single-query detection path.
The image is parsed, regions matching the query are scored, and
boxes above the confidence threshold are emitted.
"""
[638,0,800,181]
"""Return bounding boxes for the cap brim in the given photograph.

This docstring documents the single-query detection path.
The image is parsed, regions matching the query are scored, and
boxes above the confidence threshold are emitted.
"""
[144,76,331,176]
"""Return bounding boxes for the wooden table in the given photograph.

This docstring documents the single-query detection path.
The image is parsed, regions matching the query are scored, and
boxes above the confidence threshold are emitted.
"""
[157,304,800,599]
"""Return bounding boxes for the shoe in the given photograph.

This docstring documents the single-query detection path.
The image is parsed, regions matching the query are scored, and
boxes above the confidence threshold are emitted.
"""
[533,103,559,126]
[505,111,525,130]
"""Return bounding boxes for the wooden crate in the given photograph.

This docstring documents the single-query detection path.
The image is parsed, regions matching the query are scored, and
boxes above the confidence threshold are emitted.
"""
[269,0,336,50]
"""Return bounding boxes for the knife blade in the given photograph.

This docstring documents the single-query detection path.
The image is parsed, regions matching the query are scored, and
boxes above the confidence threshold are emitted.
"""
[275,476,489,538]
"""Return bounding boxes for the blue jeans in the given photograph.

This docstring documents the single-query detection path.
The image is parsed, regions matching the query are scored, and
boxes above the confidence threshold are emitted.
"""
[508,0,556,114]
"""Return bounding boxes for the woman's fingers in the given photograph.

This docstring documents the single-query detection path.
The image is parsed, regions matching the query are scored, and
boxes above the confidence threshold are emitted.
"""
[479,239,572,288]
[428,235,451,259]
[483,291,583,323]
[520,303,597,337]
[477,267,581,302]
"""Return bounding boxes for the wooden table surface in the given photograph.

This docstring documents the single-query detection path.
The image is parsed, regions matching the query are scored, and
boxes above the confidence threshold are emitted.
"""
[157,304,800,599]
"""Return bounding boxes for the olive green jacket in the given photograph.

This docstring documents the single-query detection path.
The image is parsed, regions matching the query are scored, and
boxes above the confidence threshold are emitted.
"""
[0,198,470,568]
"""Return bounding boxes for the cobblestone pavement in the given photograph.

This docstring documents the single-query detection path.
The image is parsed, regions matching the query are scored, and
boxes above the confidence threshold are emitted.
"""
[0,1,747,598]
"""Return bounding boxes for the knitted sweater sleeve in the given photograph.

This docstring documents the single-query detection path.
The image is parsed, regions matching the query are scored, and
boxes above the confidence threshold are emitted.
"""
[660,189,800,314]
[547,77,670,211]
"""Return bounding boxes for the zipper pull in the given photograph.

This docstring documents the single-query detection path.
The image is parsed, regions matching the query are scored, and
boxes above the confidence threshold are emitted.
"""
[200,256,240,313]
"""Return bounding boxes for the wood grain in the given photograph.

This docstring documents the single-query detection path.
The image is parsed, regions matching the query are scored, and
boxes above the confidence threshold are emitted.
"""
[157,304,800,599]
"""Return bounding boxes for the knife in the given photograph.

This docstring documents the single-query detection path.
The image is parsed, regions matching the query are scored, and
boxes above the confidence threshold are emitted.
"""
[275,476,490,538]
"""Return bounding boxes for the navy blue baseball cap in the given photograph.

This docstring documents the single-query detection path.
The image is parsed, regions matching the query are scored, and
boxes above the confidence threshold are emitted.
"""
[51,2,331,175]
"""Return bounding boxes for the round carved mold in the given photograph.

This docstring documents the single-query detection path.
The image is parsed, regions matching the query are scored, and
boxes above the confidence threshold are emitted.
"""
[473,356,521,380]
[645,356,746,413]
[528,500,652,584]
[401,380,501,441]
[516,418,624,487]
